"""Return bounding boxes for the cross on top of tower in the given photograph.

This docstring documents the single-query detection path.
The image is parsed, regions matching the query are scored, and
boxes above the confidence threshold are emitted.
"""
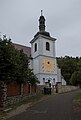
[41,10,43,16]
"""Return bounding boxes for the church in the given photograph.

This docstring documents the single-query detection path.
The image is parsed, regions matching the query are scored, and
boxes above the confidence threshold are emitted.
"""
[14,11,66,87]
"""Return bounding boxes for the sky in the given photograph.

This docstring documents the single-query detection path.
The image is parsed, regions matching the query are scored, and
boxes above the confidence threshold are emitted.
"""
[0,0,81,57]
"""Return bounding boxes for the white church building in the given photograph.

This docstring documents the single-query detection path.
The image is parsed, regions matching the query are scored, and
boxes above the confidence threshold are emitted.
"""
[14,11,66,87]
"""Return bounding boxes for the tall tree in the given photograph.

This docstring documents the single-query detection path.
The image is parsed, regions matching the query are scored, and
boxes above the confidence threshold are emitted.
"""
[0,35,39,85]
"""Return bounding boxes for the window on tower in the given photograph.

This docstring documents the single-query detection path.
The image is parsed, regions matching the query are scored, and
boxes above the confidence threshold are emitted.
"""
[43,78,45,84]
[34,43,37,52]
[53,78,55,84]
[46,42,50,51]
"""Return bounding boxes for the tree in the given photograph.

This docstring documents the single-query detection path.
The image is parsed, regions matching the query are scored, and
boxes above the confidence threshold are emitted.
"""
[70,71,81,87]
[0,35,39,85]
[0,36,16,83]
[27,69,40,85]
[57,56,81,85]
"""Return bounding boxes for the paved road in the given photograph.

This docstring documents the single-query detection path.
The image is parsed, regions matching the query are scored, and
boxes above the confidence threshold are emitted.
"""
[7,90,81,120]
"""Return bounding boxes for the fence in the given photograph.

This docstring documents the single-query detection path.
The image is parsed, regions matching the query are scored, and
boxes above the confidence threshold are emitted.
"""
[0,81,36,110]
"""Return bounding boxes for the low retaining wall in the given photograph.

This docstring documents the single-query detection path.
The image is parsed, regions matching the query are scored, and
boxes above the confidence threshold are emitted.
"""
[36,85,79,94]
[41,85,79,94]
[5,93,36,107]
[57,85,79,93]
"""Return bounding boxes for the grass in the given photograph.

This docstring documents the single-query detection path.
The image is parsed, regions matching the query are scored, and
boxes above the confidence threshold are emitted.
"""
[75,92,81,103]
[0,110,7,119]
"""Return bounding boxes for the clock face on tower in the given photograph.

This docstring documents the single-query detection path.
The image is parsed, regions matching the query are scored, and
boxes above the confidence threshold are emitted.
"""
[42,58,55,72]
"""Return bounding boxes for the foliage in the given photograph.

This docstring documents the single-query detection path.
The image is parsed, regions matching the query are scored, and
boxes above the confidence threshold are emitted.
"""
[0,35,39,85]
[57,56,81,86]
[27,69,40,85]
[70,71,81,86]
[75,92,81,103]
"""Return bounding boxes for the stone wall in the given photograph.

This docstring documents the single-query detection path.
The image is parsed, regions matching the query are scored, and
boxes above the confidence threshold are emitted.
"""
[0,81,7,110]
[56,85,79,93]
[36,85,79,94]
[5,93,36,107]
[36,85,45,94]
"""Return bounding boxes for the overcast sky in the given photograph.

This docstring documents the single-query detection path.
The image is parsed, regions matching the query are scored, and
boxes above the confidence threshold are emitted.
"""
[0,0,81,57]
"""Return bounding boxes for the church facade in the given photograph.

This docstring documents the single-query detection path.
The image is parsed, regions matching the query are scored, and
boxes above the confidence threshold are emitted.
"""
[14,11,66,87]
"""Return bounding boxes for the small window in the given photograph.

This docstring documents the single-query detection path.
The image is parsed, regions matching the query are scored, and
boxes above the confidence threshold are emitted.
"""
[34,43,37,52]
[43,78,45,83]
[53,78,55,84]
[46,42,50,51]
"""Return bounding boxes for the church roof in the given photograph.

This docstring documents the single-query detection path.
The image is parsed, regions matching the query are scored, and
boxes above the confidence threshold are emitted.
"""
[34,31,50,38]
[30,33,56,43]
[13,43,31,57]
[30,11,56,43]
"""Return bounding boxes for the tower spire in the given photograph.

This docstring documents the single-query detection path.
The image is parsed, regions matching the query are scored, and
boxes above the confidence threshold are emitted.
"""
[34,10,50,38]
[39,10,45,32]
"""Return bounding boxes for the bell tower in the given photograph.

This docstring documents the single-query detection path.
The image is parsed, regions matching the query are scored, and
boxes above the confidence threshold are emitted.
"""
[30,11,58,85]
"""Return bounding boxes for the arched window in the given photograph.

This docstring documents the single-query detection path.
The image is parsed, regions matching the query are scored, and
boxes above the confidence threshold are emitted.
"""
[46,42,50,51]
[34,43,37,52]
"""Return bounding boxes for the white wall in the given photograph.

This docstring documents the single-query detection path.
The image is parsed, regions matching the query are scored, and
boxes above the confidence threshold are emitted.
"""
[32,57,39,74]
[62,78,66,85]
[41,37,56,57]
[31,38,40,58]
[36,73,58,85]
[57,67,61,83]
[31,36,56,58]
